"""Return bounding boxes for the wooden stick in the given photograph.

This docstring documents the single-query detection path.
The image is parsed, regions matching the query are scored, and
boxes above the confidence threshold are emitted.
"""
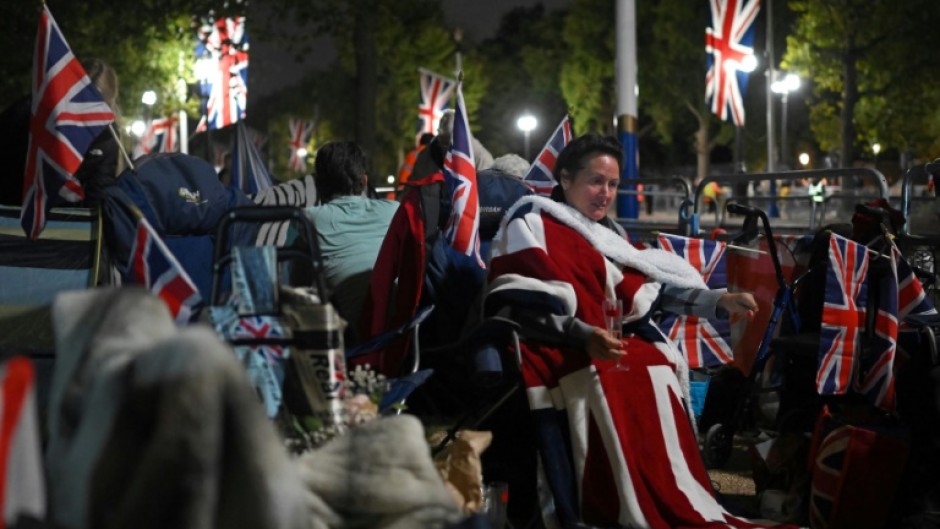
[108,122,135,172]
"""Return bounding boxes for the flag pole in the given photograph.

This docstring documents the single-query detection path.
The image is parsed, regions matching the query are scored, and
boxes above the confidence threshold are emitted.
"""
[108,122,135,171]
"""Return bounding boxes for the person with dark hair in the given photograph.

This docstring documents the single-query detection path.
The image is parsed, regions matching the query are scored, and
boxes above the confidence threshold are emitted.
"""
[298,141,398,343]
[483,133,773,528]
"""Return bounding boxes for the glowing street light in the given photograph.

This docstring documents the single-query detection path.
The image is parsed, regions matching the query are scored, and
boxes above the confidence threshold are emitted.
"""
[798,152,810,167]
[141,90,157,107]
[516,113,538,161]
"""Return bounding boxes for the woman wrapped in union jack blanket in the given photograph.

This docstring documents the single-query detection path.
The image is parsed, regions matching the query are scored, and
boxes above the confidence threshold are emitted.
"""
[483,134,794,529]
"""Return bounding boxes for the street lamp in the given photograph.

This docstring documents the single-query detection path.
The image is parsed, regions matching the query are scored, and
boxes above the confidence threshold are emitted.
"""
[798,152,810,168]
[771,72,801,168]
[516,114,538,161]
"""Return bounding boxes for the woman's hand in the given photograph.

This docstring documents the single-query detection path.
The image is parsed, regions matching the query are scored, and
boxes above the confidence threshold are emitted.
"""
[586,327,625,361]
[718,291,758,319]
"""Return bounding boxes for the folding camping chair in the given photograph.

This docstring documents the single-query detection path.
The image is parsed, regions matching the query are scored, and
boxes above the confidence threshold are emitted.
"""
[101,152,257,311]
[0,205,107,415]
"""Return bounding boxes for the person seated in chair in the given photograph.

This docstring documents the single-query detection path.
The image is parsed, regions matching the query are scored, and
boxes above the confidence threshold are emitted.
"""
[296,141,398,345]
[483,134,790,529]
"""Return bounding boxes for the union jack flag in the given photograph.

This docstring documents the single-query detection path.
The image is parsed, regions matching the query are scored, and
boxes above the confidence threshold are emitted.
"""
[231,120,274,195]
[705,0,761,127]
[443,81,483,268]
[287,118,314,173]
[817,234,869,396]
[417,68,456,135]
[196,16,248,130]
[128,215,202,325]
[656,234,733,368]
[894,244,938,321]
[231,316,288,363]
[20,5,115,239]
[133,116,178,159]
[523,114,573,196]
[854,246,899,410]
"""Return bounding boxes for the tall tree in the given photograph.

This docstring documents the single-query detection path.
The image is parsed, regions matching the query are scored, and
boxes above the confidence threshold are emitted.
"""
[264,0,472,179]
[476,5,568,157]
[783,0,940,166]
[0,1,224,120]
[559,0,617,136]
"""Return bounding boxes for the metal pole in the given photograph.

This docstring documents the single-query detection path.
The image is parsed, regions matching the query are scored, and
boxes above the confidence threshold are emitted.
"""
[615,0,639,219]
[764,0,778,217]
[765,0,775,173]
[780,91,789,168]
[524,130,531,162]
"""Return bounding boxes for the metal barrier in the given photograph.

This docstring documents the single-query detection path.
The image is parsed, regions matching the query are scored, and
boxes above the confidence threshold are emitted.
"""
[614,176,694,238]
[690,168,889,236]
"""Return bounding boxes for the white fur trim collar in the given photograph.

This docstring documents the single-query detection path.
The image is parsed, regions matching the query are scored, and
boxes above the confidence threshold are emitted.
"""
[498,196,706,290]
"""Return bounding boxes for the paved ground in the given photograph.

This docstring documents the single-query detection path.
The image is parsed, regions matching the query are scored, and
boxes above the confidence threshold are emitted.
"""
[707,435,762,518]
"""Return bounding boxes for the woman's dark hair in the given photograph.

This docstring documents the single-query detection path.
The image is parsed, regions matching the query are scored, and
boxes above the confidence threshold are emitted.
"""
[552,133,624,183]
[314,141,367,202]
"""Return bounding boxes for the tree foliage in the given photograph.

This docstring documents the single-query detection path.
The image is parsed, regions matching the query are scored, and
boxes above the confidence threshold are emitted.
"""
[783,0,940,165]
[0,1,229,124]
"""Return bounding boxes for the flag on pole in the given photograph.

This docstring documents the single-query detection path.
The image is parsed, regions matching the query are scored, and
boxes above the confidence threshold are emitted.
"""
[128,215,203,324]
[817,233,869,397]
[854,245,899,410]
[442,79,483,268]
[656,233,733,368]
[196,16,249,130]
[287,118,314,173]
[523,114,573,196]
[231,120,274,195]
[20,5,115,239]
[417,68,456,135]
[705,0,761,127]
[133,116,178,159]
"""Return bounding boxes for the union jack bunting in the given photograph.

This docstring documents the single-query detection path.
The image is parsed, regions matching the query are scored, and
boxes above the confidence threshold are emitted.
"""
[417,68,456,135]
[133,116,178,159]
[196,16,248,130]
[129,215,202,324]
[442,82,483,267]
[656,233,733,368]
[523,114,573,196]
[854,246,899,410]
[817,233,869,396]
[287,118,314,173]
[20,5,115,239]
[231,120,274,195]
[705,0,760,127]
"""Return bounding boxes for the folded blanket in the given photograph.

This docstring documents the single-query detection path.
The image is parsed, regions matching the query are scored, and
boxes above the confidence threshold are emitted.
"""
[297,414,465,529]
[45,287,311,529]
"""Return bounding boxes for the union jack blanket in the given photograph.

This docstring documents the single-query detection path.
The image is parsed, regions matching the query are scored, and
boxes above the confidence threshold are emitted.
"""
[486,197,790,528]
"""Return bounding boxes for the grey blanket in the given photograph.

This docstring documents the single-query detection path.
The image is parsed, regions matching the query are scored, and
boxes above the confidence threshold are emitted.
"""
[44,287,465,529]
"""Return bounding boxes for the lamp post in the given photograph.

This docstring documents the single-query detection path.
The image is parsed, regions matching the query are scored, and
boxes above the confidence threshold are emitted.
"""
[771,72,801,169]
[194,56,215,162]
[516,114,538,161]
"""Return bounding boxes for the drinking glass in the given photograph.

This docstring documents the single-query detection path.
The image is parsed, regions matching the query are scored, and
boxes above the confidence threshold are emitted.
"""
[602,299,629,370]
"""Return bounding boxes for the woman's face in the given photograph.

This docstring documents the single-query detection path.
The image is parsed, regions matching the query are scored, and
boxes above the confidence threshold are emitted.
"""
[561,153,621,222]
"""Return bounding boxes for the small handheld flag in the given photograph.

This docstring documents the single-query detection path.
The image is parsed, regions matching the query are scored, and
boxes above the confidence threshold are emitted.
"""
[21,5,115,239]
[523,114,572,196]
[442,76,483,268]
